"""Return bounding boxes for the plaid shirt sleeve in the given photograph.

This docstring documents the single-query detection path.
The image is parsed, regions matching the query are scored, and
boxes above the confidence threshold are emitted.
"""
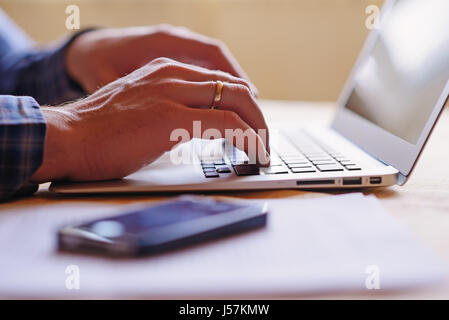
[0,95,46,201]
[0,10,99,200]
[0,43,86,106]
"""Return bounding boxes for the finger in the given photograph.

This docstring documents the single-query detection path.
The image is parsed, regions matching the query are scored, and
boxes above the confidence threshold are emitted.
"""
[217,82,268,153]
[157,79,270,153]
[179,33,258,94]
[207,43,258,95]
[152,57,257,96]
[174,106,270,166]
[154,28,259,95]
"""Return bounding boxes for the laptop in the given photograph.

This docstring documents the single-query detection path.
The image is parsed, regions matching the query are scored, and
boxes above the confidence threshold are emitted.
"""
[51,0,449,194]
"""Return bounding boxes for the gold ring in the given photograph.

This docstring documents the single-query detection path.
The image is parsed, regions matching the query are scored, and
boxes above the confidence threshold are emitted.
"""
[211,80,224,109]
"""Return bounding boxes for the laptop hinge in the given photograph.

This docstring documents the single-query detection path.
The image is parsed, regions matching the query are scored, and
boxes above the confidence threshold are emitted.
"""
[396,172,408,186]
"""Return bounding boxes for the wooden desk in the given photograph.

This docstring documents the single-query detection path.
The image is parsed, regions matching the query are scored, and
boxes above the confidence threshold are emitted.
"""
[2,100,449,299]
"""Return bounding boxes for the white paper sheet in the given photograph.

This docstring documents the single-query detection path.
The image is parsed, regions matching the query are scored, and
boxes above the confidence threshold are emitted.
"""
[0,193,444,298]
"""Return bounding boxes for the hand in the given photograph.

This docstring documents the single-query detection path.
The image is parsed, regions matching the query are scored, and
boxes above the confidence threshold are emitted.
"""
[65,24,257,95]
[31,58,269,183]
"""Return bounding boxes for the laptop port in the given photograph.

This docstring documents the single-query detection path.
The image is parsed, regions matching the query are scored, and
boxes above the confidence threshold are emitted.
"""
[343,178,362,185]
[297,180,335,186]
[370,177,382,184]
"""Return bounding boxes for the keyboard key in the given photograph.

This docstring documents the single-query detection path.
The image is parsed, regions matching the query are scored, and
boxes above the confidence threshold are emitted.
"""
[203,168,217,173]
[281,155,306,160]
[343,162,358,166]
[288,164,313,169]
[291,167,317,173]
[335,157,350,162]
[216,166,231,173]
[316,164,344,172]
[281,159,306,164]
[303,151,327,155]
[282,157,308,163]
[263,167,289,174]
[346,166,362,171]
[268,158,284,166]
[233,164,260,176]
[308,156,334,161]
[285,160,310,166]
[312,160,338,165]
[204,172,219,178]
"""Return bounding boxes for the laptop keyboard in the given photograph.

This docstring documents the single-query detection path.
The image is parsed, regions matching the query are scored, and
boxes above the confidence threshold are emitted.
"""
[200,132,361,178]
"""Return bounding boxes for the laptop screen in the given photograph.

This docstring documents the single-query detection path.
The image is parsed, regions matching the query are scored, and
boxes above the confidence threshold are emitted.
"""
[344,0,449,145]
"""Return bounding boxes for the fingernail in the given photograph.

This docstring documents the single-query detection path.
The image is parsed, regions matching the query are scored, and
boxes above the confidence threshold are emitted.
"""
[263,151,271,166]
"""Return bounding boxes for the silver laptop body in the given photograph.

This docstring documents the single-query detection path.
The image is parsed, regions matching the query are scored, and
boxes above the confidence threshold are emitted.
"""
[51,0,449,194]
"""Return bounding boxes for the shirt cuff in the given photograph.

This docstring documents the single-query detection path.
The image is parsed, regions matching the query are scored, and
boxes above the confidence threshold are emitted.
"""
[0,95,46,201]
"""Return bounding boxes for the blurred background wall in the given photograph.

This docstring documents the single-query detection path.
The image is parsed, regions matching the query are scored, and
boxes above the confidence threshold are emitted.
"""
[0,0,383,101]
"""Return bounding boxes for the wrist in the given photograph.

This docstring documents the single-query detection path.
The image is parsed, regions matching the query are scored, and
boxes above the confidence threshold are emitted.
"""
[30,107,75,183]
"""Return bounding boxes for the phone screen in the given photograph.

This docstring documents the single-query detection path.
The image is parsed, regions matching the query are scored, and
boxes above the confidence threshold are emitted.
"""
[59,196,267,256]
[80,198,244,238]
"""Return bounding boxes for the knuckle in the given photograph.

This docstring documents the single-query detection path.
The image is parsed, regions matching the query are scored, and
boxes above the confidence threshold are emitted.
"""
[212,39,225,50]
[151,59,182,75]
[176,25,192,33]
[234,83,252,97]
[239,79,252,89]
[161,63,181,75]
[121,77,135,91]
[154,24,193,38]
[150,57,172,65]
[214,69,233,78]
[154,23,174,35]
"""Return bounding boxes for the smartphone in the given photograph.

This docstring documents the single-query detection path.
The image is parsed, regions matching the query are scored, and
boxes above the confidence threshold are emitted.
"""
[58,196,268,256]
